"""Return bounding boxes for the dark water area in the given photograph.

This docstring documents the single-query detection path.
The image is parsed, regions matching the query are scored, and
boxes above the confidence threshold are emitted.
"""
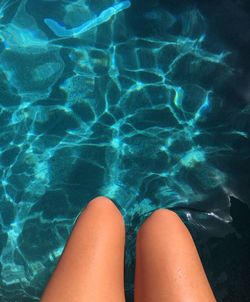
[0,0,249,301]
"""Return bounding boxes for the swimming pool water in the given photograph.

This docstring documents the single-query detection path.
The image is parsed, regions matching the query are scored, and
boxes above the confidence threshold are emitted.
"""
[0,0,249,301]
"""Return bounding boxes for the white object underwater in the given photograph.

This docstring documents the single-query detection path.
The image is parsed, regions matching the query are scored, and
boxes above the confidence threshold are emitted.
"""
[44,1,131,37]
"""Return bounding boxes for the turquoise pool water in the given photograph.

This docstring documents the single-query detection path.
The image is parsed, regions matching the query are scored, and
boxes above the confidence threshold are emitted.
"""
[0,0,249,301]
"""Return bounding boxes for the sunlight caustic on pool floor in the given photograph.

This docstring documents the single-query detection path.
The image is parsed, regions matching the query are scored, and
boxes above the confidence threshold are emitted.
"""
[0,0,249,301]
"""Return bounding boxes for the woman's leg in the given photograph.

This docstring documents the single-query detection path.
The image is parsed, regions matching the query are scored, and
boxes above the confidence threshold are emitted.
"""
[134,209,216,302]
[41,196,126,302]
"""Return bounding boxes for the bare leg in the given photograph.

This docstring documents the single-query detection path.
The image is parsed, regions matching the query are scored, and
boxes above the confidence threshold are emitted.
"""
[134,209,216,302]
[41,196,126,302]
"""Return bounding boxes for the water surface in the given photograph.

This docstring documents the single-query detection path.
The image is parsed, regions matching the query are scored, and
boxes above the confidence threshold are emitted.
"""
[0,0,249,301]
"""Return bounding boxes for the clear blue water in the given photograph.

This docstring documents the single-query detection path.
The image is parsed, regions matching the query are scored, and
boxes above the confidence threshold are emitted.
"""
[0,0,249,301]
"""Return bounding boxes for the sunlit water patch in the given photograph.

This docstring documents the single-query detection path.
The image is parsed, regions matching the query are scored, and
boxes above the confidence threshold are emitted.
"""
[0,0,249,301]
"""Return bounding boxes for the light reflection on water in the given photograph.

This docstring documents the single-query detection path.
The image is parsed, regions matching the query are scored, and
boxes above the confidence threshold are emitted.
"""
[0,0,249,300]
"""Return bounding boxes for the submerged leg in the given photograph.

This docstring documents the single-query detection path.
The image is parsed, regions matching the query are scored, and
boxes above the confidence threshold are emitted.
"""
[134,209,216,302]
[41,196,126,302]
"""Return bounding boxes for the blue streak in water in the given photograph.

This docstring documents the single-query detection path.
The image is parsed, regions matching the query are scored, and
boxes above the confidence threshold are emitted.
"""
[194,92,211,121]
[44,1,131,37]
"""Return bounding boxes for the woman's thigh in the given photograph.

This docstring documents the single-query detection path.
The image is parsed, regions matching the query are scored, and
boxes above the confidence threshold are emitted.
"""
[134,209,216,302]
[41,196,126,302]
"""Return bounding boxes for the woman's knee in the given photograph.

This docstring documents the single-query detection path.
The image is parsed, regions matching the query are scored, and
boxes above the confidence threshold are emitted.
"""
[83,196,125,230]
[137,209,185,241]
